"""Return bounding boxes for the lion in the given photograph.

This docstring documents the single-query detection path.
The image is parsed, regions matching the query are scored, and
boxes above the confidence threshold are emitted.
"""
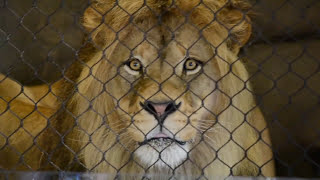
[0,0,275,178]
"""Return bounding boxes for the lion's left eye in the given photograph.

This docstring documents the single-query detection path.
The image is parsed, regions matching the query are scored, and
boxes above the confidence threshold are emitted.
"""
[184,58,202,75]
[128,59,142,71]
[124,58,143,75]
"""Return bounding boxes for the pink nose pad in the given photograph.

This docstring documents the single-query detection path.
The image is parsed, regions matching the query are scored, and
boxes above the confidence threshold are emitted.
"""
[153,104,168,116]
[141,101,181,119]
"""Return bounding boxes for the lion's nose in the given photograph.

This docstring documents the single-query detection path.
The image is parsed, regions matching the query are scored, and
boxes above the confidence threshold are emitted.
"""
[141,101,181,118]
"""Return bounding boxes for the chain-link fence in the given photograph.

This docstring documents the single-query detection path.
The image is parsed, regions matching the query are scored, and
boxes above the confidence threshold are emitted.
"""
[0,0,320,179]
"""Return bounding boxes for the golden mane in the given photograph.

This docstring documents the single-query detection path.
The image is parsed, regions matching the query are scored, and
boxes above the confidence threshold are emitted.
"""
[83,0,252,54]
[64,0,274,177]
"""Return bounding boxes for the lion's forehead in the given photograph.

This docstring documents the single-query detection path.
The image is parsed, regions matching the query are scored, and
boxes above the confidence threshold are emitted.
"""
[126,25,215,67]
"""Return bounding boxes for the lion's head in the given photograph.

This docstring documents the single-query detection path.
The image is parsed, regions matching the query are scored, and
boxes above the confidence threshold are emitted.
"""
[66,0,274,177]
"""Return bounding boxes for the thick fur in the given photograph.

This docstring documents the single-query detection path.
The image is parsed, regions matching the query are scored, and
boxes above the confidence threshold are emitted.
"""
[0,0,275,178]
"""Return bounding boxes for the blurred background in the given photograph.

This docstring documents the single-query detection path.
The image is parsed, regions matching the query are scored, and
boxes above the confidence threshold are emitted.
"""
[0,0,320,177]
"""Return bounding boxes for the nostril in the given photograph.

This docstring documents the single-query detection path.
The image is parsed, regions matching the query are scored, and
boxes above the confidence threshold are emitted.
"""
[164,103,174,113]
[164,102,181,115]
[140,101,157,116]
[146,103,156,114]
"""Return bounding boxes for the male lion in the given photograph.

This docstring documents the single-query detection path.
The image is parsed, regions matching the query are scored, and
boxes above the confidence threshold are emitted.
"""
[0,0,275,178]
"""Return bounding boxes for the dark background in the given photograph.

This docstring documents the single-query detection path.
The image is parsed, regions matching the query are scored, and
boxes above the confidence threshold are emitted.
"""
[1,0,320,177]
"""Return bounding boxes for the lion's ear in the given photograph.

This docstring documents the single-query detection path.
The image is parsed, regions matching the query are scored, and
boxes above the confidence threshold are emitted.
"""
[82,6,107,48]
[221,6,252,54]
[82,5,117,49]
[82,6,103,33]
[82,1,117,32]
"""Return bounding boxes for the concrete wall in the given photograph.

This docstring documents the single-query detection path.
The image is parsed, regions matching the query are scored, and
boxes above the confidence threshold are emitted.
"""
[243,40,320,177]
[249,0,320,39]
[0,0,86,84]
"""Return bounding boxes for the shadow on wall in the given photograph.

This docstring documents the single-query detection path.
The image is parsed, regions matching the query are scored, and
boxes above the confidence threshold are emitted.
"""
[245,0,320,177]
[1,0,320,177]
[0,0,87,84]
[249,0,320,40]
[242,40,320,177]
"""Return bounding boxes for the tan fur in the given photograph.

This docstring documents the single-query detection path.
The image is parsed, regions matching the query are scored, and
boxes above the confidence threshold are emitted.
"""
[0,74,60,170]
[0,0,275,178]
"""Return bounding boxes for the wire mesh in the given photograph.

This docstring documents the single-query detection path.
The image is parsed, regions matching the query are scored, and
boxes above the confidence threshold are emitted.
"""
[0,0,320,179]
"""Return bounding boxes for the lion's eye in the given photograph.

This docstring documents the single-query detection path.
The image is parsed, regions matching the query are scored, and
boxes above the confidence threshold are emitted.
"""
[128,59,142,71]
[184,58,202,75]
[124,58,143,75]
[185,59,198,70]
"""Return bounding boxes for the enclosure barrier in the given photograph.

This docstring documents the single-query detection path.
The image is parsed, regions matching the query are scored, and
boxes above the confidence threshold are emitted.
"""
[0,0,320,179]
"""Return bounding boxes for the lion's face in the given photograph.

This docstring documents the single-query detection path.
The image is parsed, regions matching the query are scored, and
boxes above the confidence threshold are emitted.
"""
[74,0,275,175]
[99,22,223,168]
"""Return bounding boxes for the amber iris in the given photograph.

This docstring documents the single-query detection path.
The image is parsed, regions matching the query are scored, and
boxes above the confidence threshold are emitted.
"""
[129,59,142,71]
[184,59,198,71]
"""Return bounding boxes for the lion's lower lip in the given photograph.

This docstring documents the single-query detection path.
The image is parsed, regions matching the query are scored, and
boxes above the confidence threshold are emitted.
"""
[139,137,186,146]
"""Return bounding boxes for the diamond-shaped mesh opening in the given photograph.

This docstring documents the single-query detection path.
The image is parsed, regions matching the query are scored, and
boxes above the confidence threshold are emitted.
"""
[1,0,320,179]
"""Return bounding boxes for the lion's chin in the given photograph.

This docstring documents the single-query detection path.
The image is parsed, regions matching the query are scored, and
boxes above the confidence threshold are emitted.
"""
[134,141,190,169]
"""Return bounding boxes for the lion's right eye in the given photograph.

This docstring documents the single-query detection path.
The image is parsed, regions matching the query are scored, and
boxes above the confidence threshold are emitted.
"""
[183,58,202,75]
[129,59,142,71]
[124,58,143,75]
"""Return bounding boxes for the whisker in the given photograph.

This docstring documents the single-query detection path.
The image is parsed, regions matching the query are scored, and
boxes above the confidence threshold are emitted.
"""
[197,126,226,133]
[71,128,87,134]
[197,124,224,128]
[201,134,218,145]
[197,119,215,122]
[107,122,126,126]
[118,138,136,148]
[118,135,133,142]
[67,138,89,143]
[197,119,235,126]
[107,124,126,129]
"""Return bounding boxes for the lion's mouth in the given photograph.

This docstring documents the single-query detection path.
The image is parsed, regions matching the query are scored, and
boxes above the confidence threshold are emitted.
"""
[139,137,186,146]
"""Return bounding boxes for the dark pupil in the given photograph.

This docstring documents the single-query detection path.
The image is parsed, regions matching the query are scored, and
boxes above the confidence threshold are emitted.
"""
[188,61,196,69]
[132,61,139,69]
